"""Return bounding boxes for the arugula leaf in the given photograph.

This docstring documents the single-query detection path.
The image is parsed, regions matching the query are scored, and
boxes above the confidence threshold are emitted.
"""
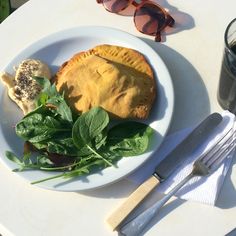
[37,155,54,166]
[5,151,46,171]
[31,158,107,184]
[33,76,56,98]
[47,95,73,123]
[33,76,73,123]
[6,151,24,166]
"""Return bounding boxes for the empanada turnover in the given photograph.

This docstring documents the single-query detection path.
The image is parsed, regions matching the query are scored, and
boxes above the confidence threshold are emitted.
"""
[55,44,156,119]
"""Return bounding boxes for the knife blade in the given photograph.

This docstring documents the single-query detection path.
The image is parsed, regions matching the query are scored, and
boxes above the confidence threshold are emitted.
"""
[154,112,223,181]
[106,112,222,231]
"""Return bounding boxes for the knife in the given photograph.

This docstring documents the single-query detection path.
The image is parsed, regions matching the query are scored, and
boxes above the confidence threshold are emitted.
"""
[106,112,223,231]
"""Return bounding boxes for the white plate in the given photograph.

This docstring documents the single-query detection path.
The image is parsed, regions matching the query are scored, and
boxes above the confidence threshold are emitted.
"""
[0,26,174,191]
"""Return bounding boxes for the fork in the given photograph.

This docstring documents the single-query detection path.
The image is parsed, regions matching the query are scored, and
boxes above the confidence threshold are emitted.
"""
[120,128,236,236]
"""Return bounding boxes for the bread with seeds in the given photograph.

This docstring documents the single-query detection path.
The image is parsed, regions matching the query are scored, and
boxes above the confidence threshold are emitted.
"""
[0,59,51,114]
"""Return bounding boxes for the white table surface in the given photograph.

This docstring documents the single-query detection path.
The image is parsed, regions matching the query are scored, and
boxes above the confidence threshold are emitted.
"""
[0,0,236,235]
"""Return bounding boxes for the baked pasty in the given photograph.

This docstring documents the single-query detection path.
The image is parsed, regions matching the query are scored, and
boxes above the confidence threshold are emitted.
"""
[55,45,156,119]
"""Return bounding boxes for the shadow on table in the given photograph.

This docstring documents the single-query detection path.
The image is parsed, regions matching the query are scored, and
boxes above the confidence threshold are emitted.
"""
[139,38,211,133]
[216,154,236,209]
[117,192,186,236]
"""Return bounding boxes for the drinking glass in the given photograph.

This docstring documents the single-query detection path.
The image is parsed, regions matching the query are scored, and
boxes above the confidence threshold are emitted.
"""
[217,18,236,114]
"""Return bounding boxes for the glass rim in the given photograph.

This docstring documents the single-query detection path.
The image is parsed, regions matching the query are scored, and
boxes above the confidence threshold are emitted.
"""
[225,18,236,60]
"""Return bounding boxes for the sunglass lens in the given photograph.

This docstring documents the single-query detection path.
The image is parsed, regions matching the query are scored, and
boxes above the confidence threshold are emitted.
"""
[102,0,130,13]
[134,3,166,36]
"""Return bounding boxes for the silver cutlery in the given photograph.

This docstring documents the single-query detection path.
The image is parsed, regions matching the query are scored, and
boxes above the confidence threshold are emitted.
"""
[107,113,222,230]
[120,127,236,236]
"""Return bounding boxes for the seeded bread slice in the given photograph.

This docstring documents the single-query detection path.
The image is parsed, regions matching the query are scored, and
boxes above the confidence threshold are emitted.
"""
[0,59,51,114]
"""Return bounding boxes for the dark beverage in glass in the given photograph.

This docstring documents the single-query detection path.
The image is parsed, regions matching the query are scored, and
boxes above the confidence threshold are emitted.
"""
[217,18,236,114]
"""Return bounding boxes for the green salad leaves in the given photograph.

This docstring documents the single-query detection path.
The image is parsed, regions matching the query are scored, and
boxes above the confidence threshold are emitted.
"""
[6,77,154,184]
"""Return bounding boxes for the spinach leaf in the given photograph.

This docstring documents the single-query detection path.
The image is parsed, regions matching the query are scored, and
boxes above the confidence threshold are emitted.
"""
[24,104,54,118]
[77,128,108,156]
[72,107,114,166]
[72,107,109,148]
[95,129,107,149]
[47,138,78,156]
[106,121,154,156]
[32,142,48,150]
[16,113,71,143]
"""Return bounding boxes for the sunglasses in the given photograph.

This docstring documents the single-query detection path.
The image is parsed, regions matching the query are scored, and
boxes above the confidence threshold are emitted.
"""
[97,0,175,42]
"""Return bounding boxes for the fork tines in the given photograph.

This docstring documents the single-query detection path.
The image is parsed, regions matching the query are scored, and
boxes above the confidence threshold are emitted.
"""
[198,127,236,172]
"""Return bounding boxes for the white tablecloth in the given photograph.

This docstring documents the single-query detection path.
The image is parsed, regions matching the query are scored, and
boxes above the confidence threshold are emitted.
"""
[0,0,236,235]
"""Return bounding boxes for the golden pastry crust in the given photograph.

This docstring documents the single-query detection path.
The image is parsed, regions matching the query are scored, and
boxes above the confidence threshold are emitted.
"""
[55,44,156,119]
[90,44,154,78]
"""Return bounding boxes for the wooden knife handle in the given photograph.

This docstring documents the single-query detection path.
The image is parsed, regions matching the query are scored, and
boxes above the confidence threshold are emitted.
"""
[106,175,160,231]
